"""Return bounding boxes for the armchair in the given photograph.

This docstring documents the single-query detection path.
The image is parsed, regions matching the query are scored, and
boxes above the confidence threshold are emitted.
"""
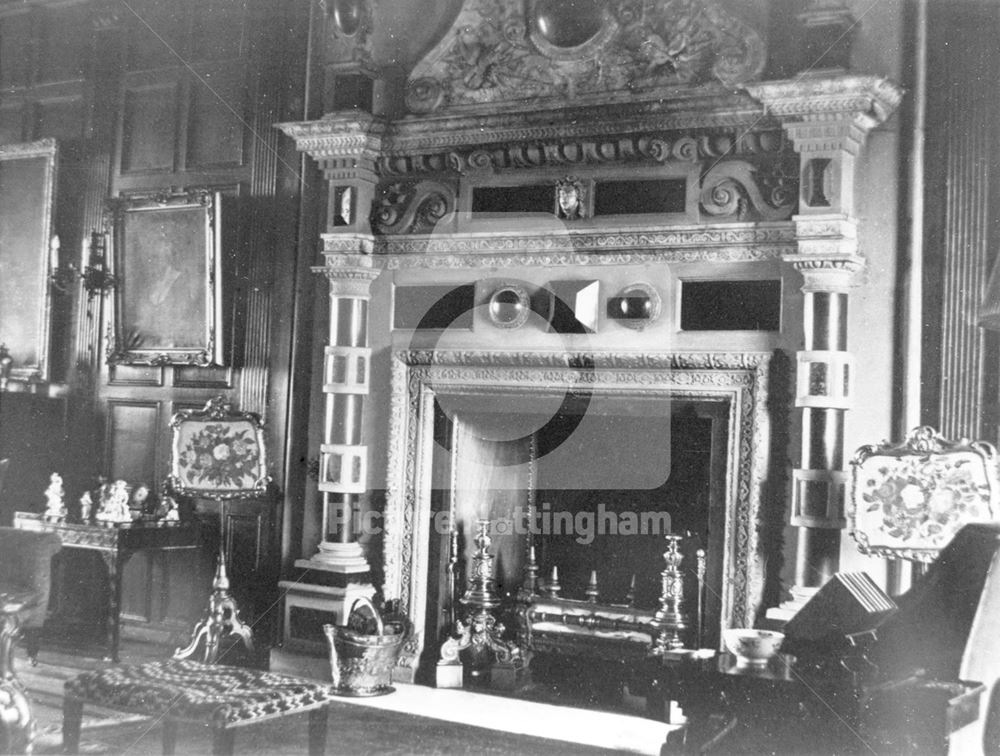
[0,526,62,665]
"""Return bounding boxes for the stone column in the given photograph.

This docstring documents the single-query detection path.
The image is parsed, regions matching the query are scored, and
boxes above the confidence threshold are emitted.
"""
[276,115,385,645]
[748,77,902,618]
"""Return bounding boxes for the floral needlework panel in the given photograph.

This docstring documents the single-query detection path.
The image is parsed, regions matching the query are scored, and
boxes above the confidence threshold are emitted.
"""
[852,448,998,560]
[174,419,265,493]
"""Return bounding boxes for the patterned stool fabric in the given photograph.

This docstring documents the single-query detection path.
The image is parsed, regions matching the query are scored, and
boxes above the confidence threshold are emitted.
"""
[64,660,333,755]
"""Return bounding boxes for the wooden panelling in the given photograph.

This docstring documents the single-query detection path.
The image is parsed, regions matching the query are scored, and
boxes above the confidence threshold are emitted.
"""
[185,66,245,168]
[173,365,233,388]
[189,0,247,62]
[0,12,32,89]
[106,400,159,484]
[108,364,165,387]
[0,105,22,142]
[37,5,88,84]
[37,97,85,142]
[124,2,186,72]
[121,83,178,173]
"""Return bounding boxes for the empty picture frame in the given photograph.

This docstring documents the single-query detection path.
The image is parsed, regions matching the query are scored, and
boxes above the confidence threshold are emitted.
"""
[0,139,57,382]
[106,189,224,366]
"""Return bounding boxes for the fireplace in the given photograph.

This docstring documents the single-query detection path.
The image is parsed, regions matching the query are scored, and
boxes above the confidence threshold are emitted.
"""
[383,348,777,681]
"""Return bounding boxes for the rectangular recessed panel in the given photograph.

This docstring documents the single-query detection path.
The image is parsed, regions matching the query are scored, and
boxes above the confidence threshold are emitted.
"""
[329,74,374,113]
[393,284,474,330]
[472,185,553,214]
[107,401,159,484]
[38,5,89,83]
[122,85,177,172]
[680,280,781,331]
[289,606,337,645]
[37,98,85,143]
[186,68,244,167]
[0,14,32,88]
[594,179,686,215]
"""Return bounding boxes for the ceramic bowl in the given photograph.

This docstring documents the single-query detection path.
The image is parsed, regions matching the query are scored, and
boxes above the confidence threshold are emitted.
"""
[722,628,784,666]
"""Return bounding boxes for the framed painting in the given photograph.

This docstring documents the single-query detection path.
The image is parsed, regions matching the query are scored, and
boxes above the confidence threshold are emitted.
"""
[849,426,1000,562]
[106,189,224,366]
[168,397,268,499]
[0,139,57,382]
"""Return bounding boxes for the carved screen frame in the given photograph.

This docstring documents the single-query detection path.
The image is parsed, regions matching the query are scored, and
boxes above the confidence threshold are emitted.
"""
[0,139,57,382]
[167,397,268,500]
[849,426,1000,562]
[106,189,224,366]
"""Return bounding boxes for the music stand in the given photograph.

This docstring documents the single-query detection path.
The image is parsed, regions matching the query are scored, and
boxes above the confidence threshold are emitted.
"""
[166,397,270,665]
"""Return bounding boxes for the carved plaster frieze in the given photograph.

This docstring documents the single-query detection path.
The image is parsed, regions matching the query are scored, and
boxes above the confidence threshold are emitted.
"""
[321,234,377,256]
[382,348,775,672]
[378,127,789,177]
[372,222,796,269]
[404,0,765,114]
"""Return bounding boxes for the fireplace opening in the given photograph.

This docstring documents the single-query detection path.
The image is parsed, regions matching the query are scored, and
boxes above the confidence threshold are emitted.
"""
[419,393,728,682]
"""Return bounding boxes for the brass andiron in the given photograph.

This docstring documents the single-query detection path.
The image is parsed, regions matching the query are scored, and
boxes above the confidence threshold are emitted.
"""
[544,565,562,598]
[652,534,688,654]
[437,519,522,687]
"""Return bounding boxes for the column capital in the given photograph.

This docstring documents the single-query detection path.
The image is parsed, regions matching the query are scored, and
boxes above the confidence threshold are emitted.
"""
[745,75,903,156]
[784,213,863,291]
[276,113,387,182]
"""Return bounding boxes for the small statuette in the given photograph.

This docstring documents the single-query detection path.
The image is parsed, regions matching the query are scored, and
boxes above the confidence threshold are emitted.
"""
[96,479,132,524]
[43,472,67,520]
[79,491,93,523]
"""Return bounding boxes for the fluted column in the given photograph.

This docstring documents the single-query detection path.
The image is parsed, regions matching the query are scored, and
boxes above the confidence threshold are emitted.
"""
[748,76,902,617]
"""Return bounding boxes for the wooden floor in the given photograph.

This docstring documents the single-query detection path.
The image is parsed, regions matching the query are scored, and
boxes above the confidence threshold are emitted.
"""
[14,639,666,755]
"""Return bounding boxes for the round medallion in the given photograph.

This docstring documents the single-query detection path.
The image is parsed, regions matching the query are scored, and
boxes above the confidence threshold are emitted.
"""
[533,0,604,49]
[488,285,531,329]
[609,283,661,331]
[332,0,365,37]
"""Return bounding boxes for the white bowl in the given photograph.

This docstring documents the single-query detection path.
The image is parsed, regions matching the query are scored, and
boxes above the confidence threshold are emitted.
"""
[722,628,784,665]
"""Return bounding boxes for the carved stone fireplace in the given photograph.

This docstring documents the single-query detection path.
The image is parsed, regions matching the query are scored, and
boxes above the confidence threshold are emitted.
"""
[383,349,775,680]
[276,0,903,675]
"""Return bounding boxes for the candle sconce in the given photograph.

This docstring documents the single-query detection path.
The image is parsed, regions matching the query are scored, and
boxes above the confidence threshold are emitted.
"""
[49,231,116,298]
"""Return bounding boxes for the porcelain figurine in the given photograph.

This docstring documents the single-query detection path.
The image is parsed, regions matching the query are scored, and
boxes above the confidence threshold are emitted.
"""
[43,472,66,520]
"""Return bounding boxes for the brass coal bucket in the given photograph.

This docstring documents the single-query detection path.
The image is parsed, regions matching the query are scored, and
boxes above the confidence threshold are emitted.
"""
[323,598,408,697]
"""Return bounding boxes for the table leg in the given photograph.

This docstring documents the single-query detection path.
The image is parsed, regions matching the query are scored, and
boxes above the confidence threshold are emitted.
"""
[211,726,235,756]
[99,550,127,663]
[162,719,178,755]
[63,696,83,753]
[308,707,329,756]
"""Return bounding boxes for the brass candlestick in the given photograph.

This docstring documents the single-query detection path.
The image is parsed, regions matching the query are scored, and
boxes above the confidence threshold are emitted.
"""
[439,520,520,681]
[652,535,688,653]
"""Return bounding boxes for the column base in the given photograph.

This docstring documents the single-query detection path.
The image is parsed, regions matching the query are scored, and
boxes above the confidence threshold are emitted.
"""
[309,541,371,573]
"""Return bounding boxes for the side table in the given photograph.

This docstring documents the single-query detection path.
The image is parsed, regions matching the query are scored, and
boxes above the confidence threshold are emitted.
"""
[14,512,200,662]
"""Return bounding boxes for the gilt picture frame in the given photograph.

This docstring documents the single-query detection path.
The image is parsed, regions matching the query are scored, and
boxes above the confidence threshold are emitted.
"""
[106,189,224,366]
[0,139,58,382]
[168,397,268,499]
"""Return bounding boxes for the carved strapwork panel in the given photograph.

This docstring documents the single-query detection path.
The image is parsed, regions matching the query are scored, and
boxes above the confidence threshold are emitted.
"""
[373,180,458,235]
[404,0,766,113]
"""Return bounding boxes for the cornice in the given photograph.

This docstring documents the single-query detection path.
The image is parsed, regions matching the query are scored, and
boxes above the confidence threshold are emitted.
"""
[275,114,388,160]
[745,75,904,128]
[394,349,771,372]
[380,90,772,156]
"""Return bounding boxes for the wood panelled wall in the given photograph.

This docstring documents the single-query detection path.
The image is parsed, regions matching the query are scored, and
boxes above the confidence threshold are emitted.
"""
[0,0,310,640]
[922,2,1000,442]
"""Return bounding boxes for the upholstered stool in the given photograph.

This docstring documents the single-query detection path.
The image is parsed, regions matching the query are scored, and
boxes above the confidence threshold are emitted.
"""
[63,659,333,755]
